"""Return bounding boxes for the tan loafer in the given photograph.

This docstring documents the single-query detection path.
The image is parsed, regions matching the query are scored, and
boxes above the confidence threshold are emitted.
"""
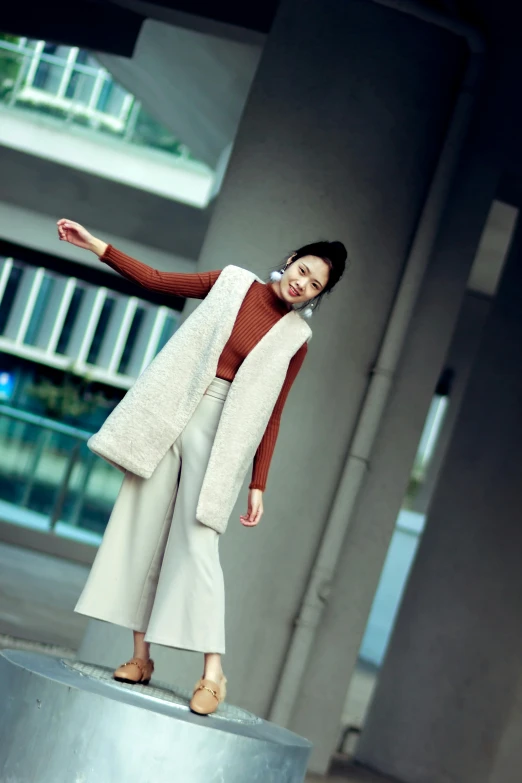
[189,676,227,715]
[113,657,154,685]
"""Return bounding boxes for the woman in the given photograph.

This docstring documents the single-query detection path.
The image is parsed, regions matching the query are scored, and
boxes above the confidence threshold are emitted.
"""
[56,218,346,715]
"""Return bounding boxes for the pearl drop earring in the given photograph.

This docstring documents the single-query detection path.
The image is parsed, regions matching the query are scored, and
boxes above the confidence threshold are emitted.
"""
[301,301,315,319]
[270,268,285,282]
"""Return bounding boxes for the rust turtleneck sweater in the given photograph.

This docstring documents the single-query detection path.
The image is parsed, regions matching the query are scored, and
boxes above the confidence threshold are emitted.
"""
[100,245,307,491]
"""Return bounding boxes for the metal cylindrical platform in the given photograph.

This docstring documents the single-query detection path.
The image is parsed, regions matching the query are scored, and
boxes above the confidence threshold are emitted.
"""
[0,649,311,782]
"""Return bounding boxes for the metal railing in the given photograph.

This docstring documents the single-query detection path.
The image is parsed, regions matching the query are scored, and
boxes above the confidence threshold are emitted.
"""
[0,404,121,536]
[0,36,199,163]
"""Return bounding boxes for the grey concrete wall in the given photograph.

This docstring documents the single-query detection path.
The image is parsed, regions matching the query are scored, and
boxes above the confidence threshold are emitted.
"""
[357,194,522,782]
[289,57,511,771]
[177,0,479,764]
[413,291,491,515]
[0,200,195,275]
[0,145,211,260]
[186,0,465,722]
[490,670,522,783]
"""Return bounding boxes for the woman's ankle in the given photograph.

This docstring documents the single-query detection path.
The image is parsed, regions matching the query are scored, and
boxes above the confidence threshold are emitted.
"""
[203,652,223,683]
[203,666,224,683]
[132,632,150,661]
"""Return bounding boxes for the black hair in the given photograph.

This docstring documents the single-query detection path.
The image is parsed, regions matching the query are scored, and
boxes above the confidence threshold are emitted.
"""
[288,240,347,311]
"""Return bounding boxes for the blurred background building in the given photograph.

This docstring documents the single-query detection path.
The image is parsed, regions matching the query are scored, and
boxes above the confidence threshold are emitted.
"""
[0,1,521,781]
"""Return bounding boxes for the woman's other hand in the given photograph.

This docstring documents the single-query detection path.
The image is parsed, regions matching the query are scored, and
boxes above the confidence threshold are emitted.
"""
[57,219,107,256]
[240,489,264,527]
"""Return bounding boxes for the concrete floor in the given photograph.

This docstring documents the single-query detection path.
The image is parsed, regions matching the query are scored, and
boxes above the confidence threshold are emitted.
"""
[0,539,89,649]
[0,538,390,783]
[308,761,397,783]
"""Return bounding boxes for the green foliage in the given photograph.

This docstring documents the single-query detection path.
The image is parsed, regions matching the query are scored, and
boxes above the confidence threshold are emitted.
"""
[403,475,422,510]
[132,107,188,156]
[0,34,21,99]
[402,455,426,509]
[27,368,113,421]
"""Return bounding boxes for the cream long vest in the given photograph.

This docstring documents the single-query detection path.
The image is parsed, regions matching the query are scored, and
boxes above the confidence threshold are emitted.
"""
[88,265,312,534]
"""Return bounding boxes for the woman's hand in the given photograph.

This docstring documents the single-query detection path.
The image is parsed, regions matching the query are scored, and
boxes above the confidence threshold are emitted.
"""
[57,219,107,257]
[240,489,264,527]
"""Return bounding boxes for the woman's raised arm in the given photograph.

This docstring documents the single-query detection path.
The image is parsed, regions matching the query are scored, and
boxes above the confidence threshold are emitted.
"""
[56,219,219,299]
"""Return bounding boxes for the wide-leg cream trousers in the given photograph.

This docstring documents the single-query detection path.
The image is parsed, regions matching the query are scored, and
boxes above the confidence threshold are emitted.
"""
[75,377,230,654]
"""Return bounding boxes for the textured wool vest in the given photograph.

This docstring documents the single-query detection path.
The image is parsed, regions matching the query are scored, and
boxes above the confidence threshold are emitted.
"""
[88,265,311,533]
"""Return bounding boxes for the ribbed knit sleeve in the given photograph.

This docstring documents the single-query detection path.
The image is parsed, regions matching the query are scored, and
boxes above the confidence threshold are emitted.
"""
[249,343,308,491]
[100,244,221,299]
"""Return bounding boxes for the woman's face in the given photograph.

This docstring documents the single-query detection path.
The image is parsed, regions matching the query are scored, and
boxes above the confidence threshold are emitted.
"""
[277,255,330,306]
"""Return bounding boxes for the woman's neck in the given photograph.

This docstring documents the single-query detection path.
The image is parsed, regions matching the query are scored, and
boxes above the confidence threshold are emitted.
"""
[266,280,291,311]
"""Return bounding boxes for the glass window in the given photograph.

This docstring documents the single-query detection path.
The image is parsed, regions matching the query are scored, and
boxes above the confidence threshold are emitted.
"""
[0,264,23,334]
[56,287,85,355]
[156,314,178,354]
[24,275,54,346]
[64,50,91,102]
[86,297,115,365]
[117,307,145,375]
[96,79,126,117]
[65,70,95,104]
[33,43,63,93]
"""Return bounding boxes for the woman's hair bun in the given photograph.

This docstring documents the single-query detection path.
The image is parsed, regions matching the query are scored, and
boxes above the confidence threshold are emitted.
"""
[327,241,348,265]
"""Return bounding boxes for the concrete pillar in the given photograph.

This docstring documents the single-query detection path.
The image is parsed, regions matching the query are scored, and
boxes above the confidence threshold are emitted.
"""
[357,212,522,783]
[490,673,522,783]
[413,291,491,516]
[78,0,507,773]
[0,650,312,783]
